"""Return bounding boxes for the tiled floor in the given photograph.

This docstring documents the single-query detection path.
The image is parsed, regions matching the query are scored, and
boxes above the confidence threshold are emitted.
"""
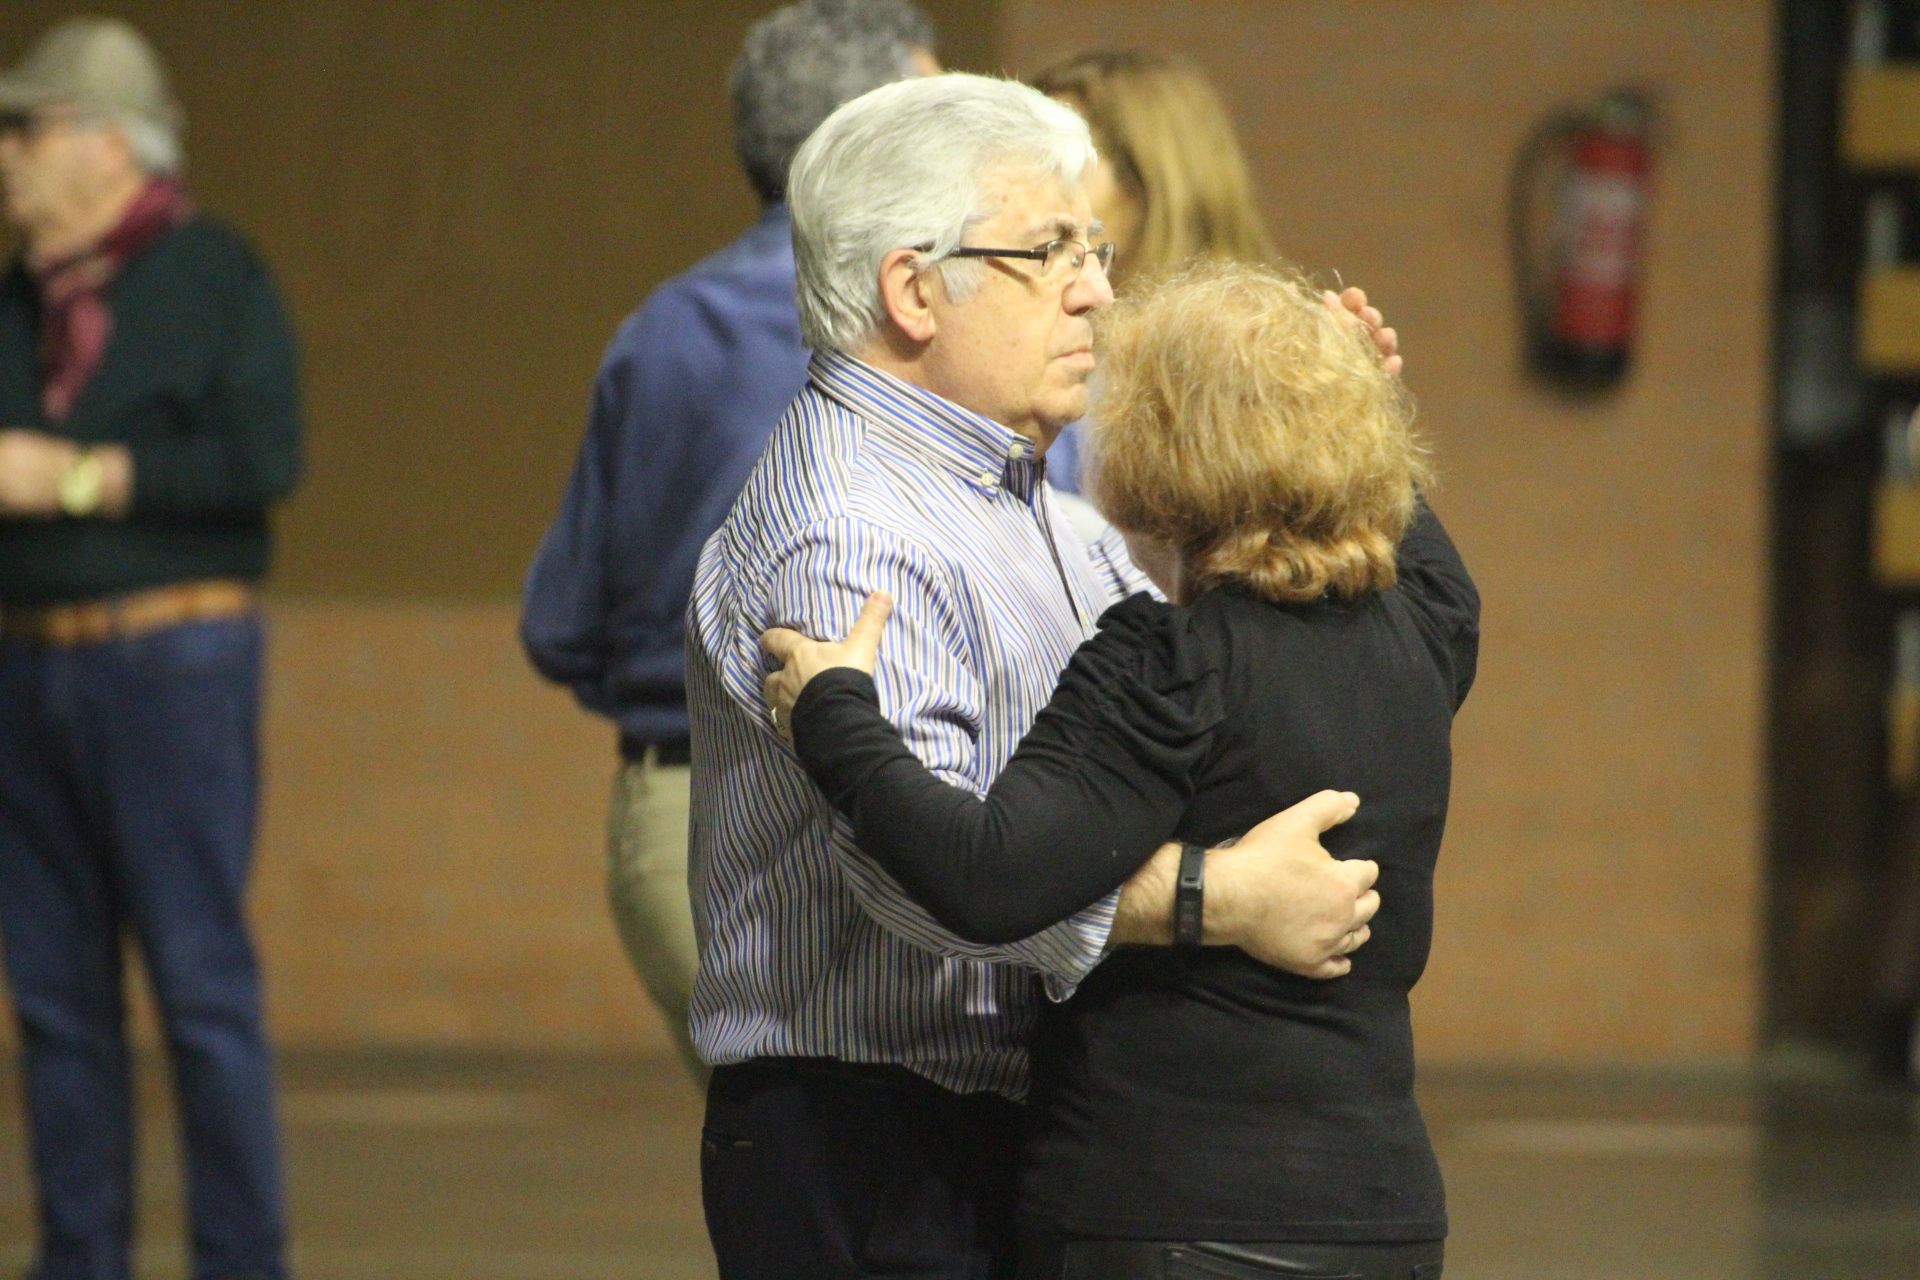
[1,1051,1914,1279]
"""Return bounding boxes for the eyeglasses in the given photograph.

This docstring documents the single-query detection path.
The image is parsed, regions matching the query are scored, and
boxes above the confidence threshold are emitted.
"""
[943,238,1117,281]
[0,109,86,143]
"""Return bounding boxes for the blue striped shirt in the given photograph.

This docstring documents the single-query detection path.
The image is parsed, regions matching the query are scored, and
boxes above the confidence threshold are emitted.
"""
[686,350,1145,1098]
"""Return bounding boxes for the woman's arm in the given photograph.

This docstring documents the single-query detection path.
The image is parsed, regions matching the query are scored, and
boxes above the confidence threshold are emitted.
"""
[773,593,1224,944]
[1395,497,1480,707]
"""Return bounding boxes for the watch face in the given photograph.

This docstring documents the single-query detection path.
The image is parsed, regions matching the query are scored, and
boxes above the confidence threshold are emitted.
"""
[58,451,105,516]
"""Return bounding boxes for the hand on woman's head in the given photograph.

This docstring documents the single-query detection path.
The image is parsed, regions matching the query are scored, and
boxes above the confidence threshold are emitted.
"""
[1322,286,1404,377]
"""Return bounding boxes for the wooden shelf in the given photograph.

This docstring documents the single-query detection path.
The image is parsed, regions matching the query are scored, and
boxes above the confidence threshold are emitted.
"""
[1893,685,1920,791]
[1876,481,1920,585]
[1861,268,1920,373]
[1845,66,1920,168]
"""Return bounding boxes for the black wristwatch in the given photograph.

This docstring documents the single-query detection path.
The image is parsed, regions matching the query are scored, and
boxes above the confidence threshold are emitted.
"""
[1174,842,1207,947]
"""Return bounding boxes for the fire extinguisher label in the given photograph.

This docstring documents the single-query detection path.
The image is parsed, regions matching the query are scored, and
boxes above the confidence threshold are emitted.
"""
[1553,164,1647,349]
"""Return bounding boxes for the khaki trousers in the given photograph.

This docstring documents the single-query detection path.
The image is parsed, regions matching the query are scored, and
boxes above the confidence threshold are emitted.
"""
[607,754,705,1082]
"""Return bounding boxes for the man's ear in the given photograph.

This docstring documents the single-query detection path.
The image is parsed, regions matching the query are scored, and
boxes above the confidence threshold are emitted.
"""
[877,248,938,345]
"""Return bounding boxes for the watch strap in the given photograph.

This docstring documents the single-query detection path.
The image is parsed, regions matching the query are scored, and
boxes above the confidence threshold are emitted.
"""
[1174,841,1206,947]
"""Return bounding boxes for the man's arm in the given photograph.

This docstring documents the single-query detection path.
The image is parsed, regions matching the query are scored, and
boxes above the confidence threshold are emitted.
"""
[1111,791,1380,979]
[125,256,301,515]
[520,350,629,708]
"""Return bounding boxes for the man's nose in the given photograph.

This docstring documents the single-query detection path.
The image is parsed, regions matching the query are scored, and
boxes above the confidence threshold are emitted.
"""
[1065,252,1115,311]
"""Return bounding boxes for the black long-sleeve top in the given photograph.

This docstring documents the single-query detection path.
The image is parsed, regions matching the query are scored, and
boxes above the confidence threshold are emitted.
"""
[790,501,1479,1243]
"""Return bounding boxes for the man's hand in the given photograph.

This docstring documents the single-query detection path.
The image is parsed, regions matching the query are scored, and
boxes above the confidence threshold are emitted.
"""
[1323,286,1402,377]
[0,428,79,518]
[1207,790,1380,978]
[1109,790,1380,978]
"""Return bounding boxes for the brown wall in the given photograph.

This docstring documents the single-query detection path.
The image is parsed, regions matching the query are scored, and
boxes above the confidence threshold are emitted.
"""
[0,0,1001,1057]
[1,0,1001,598]
[0,2,1773,1064]
[1003,0,1774,1062]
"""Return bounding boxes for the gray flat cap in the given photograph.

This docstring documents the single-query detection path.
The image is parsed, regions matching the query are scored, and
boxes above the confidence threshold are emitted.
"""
[0,17,183,132]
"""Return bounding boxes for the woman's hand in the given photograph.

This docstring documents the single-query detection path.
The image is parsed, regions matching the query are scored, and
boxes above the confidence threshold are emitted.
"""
[759,592,894,740]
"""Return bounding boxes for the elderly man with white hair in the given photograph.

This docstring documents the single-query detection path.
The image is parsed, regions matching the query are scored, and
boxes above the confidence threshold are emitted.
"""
[686,72,1384,1279]
[0,18,299,1280]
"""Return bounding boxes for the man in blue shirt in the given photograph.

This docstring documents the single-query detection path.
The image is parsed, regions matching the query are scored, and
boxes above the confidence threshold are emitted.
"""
[520,0,939,1078]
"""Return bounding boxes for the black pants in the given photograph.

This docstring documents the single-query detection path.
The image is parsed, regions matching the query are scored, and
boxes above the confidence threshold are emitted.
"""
[702,1058,1023,1279]
[1022,1236,1444,1280]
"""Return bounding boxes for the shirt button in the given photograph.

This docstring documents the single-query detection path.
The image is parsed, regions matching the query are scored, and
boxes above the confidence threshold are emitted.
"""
[1008,441,1027,459]
[977,469,998,488]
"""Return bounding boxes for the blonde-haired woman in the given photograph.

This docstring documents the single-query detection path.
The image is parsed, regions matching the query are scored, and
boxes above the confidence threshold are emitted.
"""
[763,260,1477,1279]
[1032,49,1399,511]
[1032,48,1275,281]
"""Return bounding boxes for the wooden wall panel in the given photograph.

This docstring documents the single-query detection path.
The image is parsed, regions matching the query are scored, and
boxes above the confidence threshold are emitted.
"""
[1844,65,1920,169]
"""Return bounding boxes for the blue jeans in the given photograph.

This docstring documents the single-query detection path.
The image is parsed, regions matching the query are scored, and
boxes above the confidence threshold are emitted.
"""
[0,616,287,1280]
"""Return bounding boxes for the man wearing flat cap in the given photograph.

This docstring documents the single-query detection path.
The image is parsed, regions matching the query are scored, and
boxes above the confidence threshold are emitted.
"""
[0,17,299,1280]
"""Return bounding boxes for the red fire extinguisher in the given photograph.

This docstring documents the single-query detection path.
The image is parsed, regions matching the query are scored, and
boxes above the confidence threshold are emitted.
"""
[1510,90,1656,391]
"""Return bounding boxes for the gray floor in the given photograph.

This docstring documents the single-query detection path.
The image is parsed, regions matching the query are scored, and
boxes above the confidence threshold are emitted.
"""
[1,1051,1915,1279]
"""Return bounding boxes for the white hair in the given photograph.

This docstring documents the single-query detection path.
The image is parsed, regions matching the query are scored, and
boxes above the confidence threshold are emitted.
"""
[117,112,182,175]
[76,111,182,176]
[788,72,1096,354]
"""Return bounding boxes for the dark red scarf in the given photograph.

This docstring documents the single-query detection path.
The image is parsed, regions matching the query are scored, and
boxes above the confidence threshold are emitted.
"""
[30,178,194,422]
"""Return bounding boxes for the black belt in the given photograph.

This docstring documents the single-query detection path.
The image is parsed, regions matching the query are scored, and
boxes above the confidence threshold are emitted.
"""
[620,734,690,766]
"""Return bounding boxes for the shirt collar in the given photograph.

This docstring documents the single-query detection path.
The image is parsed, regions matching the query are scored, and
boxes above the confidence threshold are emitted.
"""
[809,350,1042,494]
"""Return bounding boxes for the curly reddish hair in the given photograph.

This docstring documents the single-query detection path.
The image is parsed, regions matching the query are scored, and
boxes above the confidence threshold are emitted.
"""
[1086,259,1428,603]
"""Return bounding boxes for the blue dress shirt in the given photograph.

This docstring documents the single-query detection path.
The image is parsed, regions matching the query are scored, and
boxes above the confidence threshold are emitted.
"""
[521,204,812,748]
[1045,418,1089,494]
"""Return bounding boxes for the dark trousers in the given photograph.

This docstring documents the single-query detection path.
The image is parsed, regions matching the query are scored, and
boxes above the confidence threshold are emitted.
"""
[702,1057,1023,1279]
[1022,1236,1443,1280]
[0,619,287,1280]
